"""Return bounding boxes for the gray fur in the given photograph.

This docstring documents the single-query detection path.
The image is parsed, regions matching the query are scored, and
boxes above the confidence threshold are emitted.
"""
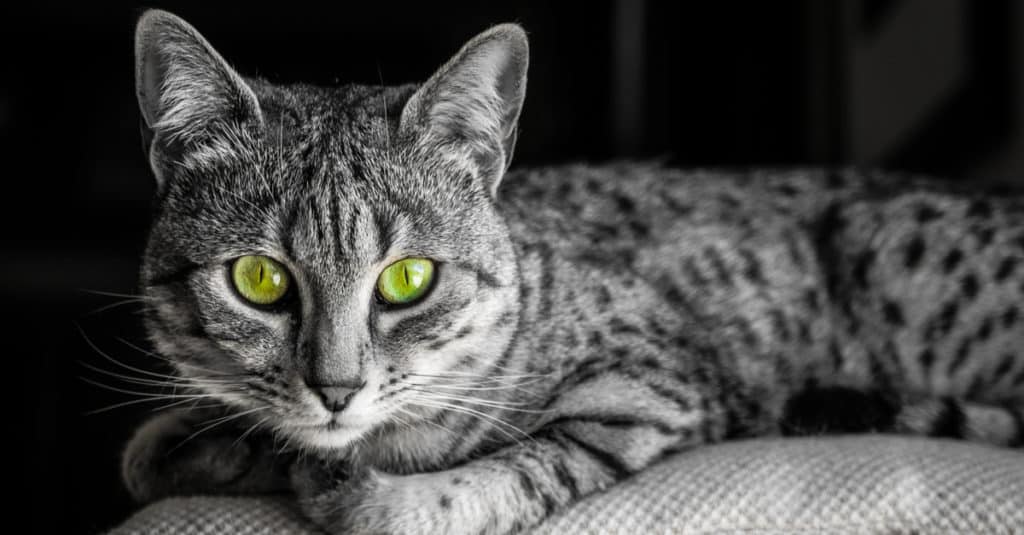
[123,10,1024,535]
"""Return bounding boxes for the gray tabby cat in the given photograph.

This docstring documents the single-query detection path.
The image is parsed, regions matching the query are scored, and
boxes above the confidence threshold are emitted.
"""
[122,9,1024,534]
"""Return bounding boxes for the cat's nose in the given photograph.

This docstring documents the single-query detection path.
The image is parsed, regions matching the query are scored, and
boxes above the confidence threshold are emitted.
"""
[312,383,362,413]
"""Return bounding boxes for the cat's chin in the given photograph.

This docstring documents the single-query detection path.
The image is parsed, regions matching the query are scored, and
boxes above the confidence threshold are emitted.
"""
[289,423,369,451]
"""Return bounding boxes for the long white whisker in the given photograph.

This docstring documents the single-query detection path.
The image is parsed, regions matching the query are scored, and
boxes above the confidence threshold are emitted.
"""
[405,397,532,444]
[80,289,152,300]
[169,406,271,454]
[404,389,548,413]
[79,361,234,389]
[116,337,242,378]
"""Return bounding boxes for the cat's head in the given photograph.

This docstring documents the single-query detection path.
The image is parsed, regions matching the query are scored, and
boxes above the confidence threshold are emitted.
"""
[133,10,528,450]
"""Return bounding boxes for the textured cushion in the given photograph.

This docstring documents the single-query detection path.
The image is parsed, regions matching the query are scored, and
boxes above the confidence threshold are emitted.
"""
[110,436,1024,535]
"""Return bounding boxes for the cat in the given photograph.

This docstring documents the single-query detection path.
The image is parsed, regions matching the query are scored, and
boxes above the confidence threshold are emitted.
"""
[121,9,1024,535]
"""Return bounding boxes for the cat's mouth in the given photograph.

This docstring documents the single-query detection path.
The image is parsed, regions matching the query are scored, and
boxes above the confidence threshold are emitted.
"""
[284,414,374,450]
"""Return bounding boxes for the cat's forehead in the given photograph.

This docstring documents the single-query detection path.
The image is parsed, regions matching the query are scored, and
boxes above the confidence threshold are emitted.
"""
[254,81,412,143]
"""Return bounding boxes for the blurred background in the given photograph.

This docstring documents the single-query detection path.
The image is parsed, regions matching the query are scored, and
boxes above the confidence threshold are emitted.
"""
[4,0,1022,531]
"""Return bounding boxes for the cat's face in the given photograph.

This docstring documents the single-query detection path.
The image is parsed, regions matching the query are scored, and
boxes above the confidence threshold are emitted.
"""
[134,11,528,449]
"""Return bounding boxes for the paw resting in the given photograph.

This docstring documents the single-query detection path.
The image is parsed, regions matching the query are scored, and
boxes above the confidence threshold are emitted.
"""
[121,409,269,503]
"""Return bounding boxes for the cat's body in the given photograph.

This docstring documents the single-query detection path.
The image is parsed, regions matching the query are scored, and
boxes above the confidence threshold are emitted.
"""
[121,11,1024,535]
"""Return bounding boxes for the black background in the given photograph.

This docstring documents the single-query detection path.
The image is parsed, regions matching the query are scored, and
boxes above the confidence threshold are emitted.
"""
[4,2,1022,532]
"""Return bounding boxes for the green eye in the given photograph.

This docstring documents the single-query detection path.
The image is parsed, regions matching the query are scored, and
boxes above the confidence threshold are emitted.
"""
[377,258,435,305]
[231,255,291,306]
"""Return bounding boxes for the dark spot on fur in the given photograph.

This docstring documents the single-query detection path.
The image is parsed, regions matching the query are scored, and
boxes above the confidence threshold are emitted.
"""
[915,204,943,223]
[1003,306,1019,328]
[904,235,926,269]
[960,274,979,299]
[769,309,791,341]
[438,495,451,509]
[994,353,1015,378]
[587,330,605,349]
[628,220,650,237]
[609,317,642,335]
[975,227,995,247]
[919,348,935,368]
[614,194,636,213]
[641,356,662,369]
[882,300,905,326]
[740,249,765,284]
[777,184,799,196]
[949,339,972,373]
[804,289,821,311]
[996,257,1018,281]
[977,317,993,341]
[967,199,993,219]
[853,250,876,288]
[942,249,964,273]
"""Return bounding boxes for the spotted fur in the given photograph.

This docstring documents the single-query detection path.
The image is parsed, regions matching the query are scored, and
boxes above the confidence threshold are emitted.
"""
[122,10,1024,535]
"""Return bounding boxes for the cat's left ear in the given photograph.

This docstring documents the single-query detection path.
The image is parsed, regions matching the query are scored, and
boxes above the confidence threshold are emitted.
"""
[400,24,528,197]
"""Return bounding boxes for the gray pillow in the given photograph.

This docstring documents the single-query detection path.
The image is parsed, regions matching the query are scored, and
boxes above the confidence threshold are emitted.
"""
[110,436,1024,535]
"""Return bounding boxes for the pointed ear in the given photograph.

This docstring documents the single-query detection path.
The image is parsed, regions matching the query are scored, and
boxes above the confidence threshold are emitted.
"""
[134,10,262,178]
[400,24,528,197]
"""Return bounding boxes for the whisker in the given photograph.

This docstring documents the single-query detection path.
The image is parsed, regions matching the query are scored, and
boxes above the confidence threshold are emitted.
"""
[79,361,234,389]
[407,371,550,381]
[405,396,532,444]
[115,337,245,378]
[407,390,550,414]
[169,406,271,454]
[78,326,186,382]
[84,298,148,316]
[402,378,546,393]
[233,416,272,447]
[84,394,225,415]
[80,289,152,300]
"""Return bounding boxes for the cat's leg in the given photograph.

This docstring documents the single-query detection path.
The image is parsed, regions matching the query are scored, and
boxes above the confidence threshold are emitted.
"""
[122,407,292,503]
[291,419,703,535]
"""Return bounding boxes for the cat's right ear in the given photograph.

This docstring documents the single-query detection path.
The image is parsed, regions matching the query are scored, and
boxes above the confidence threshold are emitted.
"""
[134,10,262,186]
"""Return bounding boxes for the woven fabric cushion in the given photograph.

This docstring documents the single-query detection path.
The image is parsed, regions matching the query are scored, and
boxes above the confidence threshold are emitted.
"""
[110,436,1024,535]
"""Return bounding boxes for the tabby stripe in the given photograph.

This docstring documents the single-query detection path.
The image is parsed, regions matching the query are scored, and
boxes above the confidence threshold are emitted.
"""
[543,414,676,435]
[552,459,580,500]
[307,195,326,245]
[536,245,555,320]
[372,207,392,261]
[543,428,631,480]
[347,204,362,254]
[703,247,733,286]
[147,261,200,288]
[328,184,343,254]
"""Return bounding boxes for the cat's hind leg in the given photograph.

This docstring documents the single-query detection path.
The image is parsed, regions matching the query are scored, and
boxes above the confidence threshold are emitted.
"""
[781,386,1023,448]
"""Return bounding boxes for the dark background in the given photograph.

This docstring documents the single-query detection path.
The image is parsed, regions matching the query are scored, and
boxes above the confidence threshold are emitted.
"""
[5,1,1023,532]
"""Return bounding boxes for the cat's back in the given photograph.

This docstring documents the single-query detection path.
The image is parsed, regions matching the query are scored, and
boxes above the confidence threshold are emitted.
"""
[498,164,868,258]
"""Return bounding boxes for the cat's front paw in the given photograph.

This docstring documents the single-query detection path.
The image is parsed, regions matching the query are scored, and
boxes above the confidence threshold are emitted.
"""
[122,409,288,503]
[291,461,459,535]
